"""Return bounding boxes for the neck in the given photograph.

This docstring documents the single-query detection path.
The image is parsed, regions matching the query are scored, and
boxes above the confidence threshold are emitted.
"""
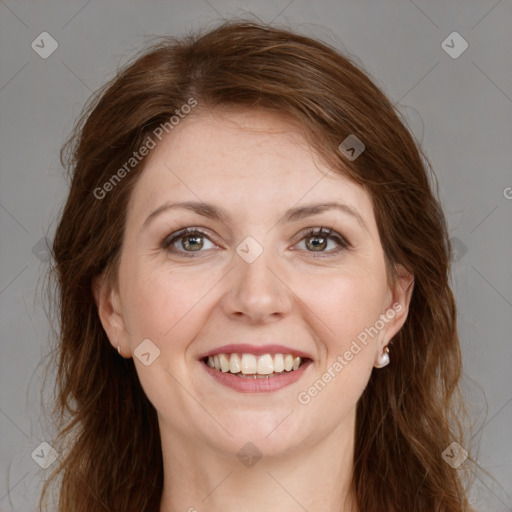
[158,412,358,512]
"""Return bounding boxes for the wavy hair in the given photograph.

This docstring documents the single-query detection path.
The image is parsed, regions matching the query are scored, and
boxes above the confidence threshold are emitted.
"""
[41,19,474,512]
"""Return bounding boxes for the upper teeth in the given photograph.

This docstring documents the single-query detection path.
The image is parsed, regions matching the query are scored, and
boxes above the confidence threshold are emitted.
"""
[206,353,303,374]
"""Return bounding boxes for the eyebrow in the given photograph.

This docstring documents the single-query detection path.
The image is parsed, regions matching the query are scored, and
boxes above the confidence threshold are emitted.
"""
[142,200,369,233]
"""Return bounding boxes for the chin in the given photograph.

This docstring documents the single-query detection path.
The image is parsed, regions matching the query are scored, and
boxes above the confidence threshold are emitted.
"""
[198,409,312,457]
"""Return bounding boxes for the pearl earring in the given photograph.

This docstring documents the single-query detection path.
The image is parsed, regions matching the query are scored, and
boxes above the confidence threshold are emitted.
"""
[117,346,121,355]
[374,346,390,368]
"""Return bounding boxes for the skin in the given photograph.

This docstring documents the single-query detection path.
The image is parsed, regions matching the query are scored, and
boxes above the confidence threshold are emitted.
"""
[94,108,414,512]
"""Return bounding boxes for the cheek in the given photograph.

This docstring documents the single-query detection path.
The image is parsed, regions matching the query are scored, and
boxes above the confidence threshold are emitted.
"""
[294,272,380,416]
[120,263,221,348]
[293,266,388,346]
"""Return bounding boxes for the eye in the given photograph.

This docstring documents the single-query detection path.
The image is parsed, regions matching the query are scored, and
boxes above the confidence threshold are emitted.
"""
[162,228,217,256]
[295,227,350,256]
[161,226,350,258]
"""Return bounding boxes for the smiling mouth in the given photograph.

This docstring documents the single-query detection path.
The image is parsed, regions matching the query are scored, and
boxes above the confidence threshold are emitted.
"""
[202,353,310,378]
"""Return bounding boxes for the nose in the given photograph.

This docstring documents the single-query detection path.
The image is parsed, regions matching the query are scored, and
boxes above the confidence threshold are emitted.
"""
[221,245,293,324]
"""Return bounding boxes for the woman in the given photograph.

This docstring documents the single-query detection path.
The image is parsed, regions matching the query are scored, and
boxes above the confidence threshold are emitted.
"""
[41,20,474,512]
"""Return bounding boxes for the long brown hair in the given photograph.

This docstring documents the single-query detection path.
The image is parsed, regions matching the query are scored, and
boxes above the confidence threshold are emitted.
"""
[41,19,474,511]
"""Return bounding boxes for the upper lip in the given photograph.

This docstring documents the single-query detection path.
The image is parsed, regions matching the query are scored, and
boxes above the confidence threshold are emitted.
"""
[198,344,313,360]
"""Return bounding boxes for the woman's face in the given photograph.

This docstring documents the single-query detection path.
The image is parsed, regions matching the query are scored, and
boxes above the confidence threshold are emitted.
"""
[96,108,413,457]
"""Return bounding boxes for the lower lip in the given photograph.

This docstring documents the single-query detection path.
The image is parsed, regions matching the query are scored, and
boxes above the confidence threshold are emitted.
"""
[201,360,312,393]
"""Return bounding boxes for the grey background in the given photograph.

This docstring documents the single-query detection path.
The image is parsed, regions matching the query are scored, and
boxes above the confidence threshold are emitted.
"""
[1,1,511,510]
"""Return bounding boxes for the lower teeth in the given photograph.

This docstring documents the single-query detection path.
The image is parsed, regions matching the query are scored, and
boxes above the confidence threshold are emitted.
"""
[234,372,284,379]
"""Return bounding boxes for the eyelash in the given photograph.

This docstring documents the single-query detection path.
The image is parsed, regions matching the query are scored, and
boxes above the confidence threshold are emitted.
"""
[161,227,351,258]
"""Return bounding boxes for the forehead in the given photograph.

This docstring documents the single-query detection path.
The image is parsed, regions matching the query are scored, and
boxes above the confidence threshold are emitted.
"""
[127,109,375,229]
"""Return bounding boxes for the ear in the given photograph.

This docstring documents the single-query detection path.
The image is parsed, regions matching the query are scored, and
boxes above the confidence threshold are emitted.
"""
[92,273,130,357]
[378,263,415,349]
